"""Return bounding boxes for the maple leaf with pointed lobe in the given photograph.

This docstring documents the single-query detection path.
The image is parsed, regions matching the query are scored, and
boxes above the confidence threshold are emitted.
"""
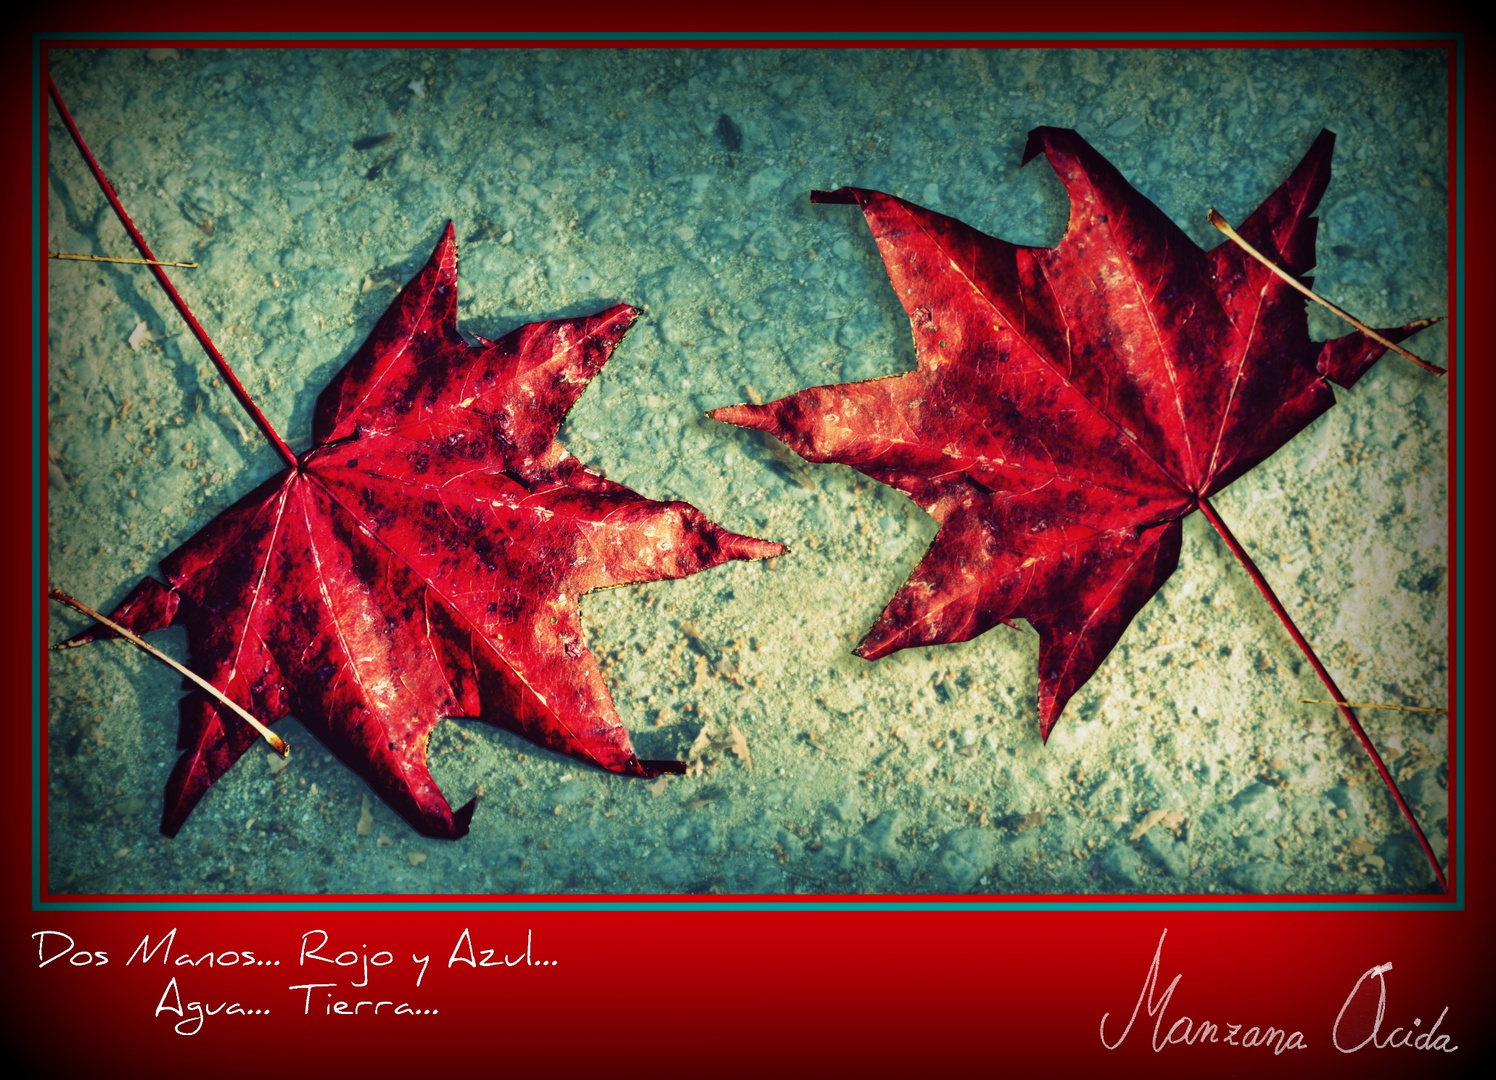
[714,127,1434,740]
[67,225,782,839]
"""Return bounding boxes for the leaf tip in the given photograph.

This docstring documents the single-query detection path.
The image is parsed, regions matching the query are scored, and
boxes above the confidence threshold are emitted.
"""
[707,402,772,432]
[450,798,477,838]
[1021,126,1062,167]
[601,302,641,335]
[1036,699,1062,744]
[720,533,786,563]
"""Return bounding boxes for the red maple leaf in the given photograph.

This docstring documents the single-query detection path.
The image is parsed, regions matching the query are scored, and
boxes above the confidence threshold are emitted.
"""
[712,127,1445,885]
[49,79,781,841]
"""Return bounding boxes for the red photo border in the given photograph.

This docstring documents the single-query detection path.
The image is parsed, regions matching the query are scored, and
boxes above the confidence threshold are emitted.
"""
[3,4,1489,1076]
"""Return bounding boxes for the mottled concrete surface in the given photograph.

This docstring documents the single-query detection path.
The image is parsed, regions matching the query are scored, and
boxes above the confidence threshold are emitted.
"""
[44,47,1449,895]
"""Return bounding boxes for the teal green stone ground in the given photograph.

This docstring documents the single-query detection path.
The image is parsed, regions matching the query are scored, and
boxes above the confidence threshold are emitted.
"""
[44,47,1449,895]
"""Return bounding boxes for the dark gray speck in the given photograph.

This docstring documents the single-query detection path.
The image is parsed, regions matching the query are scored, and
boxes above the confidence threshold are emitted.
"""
[353,132,397,151]
[716,113,743,152]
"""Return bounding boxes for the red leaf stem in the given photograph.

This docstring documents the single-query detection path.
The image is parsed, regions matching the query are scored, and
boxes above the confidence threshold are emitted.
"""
[1199,496,1447,893]
[46,72,298,469]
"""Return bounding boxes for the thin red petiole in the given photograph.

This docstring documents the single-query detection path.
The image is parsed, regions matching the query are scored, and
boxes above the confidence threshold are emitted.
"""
[1198,496,1447,893]
[46,73,299,470]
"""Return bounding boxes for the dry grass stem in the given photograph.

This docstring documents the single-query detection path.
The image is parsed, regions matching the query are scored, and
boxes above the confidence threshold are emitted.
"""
[48,588,288,755]
[1207,208,1445,376]
[1299,698,1447,715]
[50,251,198,268]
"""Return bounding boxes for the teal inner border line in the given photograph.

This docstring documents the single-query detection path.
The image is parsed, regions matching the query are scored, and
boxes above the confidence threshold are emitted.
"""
[31,899,1467,912]
[1453,35,1468,919]
[37,31,1460,42]
[29,29,1467,915]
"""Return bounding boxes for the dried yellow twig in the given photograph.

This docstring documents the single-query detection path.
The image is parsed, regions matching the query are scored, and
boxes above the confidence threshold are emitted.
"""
[49,251,198,268]
[49,589,288,756]
[1207,208,1445,376]
[1299,698,1447,715]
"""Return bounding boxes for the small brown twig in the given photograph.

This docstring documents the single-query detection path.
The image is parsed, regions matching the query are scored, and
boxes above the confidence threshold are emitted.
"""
[50,251,197,269]
[803,733,844,763]
[48,589,288,756]
[1300,698,1447,715]
[1207,208,1446,377]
